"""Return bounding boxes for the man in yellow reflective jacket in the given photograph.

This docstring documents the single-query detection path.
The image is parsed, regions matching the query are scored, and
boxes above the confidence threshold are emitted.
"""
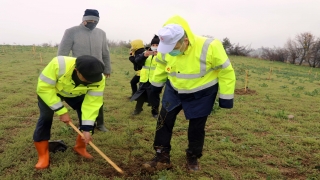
[33,55,105,169]
[142,15,236,173]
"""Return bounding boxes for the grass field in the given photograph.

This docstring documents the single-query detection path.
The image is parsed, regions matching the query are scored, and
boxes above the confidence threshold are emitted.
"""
[0,45,320,180]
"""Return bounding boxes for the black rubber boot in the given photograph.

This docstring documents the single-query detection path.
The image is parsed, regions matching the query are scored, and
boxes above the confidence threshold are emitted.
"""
[142,148,172,173]
[186,151,200,172]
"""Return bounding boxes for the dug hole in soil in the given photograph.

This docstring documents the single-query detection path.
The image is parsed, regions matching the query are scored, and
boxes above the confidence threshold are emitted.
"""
[235,88,257,95]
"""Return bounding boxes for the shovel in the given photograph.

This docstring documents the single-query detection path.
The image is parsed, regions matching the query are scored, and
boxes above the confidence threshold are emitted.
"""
[68,121,124,174]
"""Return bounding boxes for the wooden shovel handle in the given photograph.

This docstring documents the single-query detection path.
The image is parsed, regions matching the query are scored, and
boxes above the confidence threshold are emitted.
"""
[68,122,124,174]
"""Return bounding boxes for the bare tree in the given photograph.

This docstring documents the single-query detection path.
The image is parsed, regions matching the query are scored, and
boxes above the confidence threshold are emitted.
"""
[295,32,315,65]
[261,47,288,62]
[228,43,253,56]
[284,38,299,64]
[222,37,232,54]
[309,38,320,67]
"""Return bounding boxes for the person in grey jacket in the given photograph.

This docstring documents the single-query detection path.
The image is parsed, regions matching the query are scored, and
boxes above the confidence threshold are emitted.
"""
[57,9,110,132]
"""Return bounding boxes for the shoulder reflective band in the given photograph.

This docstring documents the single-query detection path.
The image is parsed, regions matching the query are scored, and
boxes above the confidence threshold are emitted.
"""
[39,73,56,85]
[57,56,66,78]
[161,53,167,63]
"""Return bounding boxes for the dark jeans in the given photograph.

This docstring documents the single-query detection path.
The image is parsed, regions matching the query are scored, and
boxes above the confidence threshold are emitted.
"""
[154,105,208,158]
[33,95,102,142]
[130,75,140,96]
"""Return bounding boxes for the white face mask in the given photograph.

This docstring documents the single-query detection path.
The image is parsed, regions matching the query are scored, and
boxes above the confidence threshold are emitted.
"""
[151,46,157,51]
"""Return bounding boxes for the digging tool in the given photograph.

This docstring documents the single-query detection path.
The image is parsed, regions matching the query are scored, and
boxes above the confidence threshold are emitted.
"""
[68,121,124,174]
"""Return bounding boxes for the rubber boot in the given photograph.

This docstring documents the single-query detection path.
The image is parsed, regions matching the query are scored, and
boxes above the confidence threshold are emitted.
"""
[151,106,159,119]
[34,141,50,169]
[73,134,93,159]
[132,109,142,115]
[96,111,108,132]
[142,148,172,173]
[96,123,108,132]
[186,151,200,172]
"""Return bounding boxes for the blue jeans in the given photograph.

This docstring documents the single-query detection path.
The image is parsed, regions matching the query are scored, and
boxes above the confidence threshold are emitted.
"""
[33,95,102,142]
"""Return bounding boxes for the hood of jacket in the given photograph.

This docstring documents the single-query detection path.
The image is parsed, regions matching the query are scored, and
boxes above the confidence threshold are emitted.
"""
[162,15,195,46]
[130,39,144,55]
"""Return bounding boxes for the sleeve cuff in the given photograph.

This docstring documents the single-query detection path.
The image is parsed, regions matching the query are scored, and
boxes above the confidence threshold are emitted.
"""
[80,125,94,132]
[219,98,233,109]
[55,107,68,115]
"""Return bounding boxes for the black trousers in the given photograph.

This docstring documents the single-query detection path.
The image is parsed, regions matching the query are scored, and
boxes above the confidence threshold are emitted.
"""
[153,105,208,158]
[135,91,159,115]
[130,75,140,96]
[33,95,102,142]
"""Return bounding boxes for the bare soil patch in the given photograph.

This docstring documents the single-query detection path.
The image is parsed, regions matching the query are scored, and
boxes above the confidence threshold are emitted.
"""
[235,88,257,95]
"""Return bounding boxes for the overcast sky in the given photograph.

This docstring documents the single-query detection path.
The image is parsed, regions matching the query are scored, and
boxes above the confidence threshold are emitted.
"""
[1,0,319,49]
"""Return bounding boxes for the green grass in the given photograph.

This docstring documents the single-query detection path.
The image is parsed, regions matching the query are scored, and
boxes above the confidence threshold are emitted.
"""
[0,45,320,179]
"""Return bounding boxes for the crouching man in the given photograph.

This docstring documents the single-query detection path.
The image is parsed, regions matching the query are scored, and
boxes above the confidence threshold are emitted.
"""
[33,55,105,169]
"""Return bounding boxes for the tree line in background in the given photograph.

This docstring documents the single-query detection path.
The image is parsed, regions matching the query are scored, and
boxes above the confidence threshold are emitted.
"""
[35,32,320,67]
[259,32,320,67]
[219,32,320,68]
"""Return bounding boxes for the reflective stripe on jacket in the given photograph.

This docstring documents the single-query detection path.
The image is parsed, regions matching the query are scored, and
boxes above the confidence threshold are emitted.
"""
[140,55,157,83]
[37,56,105,126]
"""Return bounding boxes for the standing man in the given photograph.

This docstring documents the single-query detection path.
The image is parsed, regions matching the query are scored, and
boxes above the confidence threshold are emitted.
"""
[57,9,110,132]
[33,55,105,169]
[142,15,236,172]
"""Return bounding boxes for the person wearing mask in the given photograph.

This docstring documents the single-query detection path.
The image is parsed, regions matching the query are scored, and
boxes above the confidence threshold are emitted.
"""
[130,35,160,118]
[128,39,145,99]
[57,9,110,132]
[142,15,236,173]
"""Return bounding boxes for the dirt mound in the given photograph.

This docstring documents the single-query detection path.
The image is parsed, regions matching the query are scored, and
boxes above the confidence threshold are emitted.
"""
[235,88,257,95]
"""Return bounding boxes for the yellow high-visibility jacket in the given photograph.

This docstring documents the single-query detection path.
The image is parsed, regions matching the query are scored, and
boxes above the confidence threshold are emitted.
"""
[140,55,157,83]
[37,56,105,126]
[151,15,236,107]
